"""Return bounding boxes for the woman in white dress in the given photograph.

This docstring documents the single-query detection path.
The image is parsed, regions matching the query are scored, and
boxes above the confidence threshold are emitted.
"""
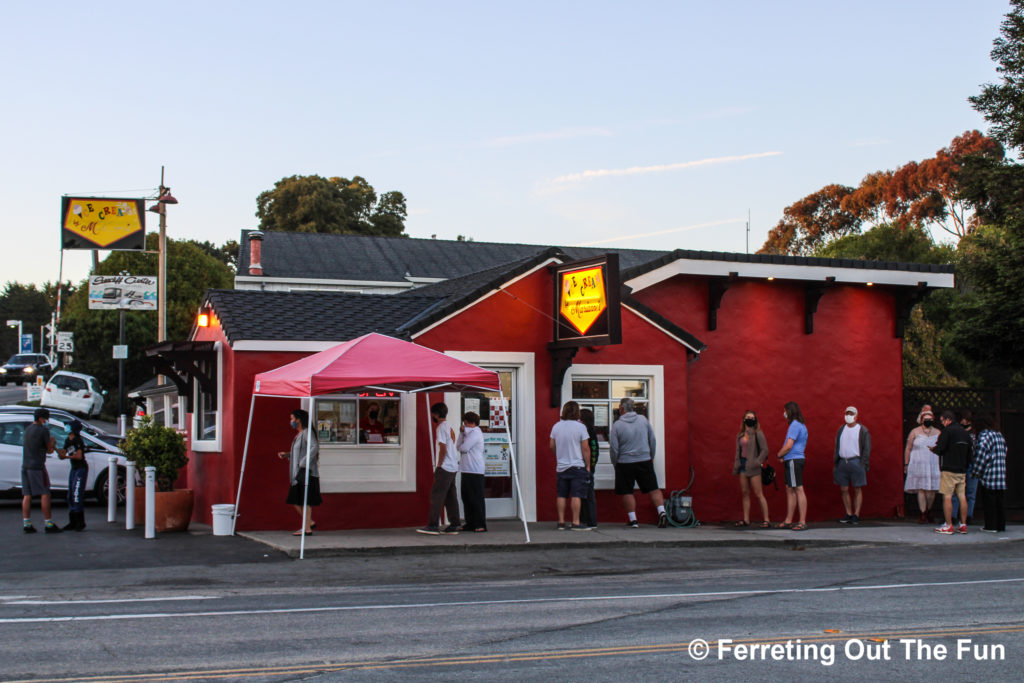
[904,406,941,523]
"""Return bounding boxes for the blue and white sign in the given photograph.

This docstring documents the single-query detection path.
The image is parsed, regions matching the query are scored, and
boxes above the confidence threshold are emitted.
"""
[19,334,32,353]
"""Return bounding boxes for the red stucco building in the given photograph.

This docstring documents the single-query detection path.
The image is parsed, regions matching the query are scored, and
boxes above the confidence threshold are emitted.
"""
[147,233,954,529]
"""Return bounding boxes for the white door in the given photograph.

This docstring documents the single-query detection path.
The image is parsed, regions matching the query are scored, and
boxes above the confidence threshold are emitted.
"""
[461,369,518,519]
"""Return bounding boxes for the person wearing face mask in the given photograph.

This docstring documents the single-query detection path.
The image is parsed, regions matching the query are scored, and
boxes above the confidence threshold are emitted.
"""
[359,402,387,444]
[278,409,321,536]
[833,406,871,525]
[732,410,770,528]
[903,407,940,523]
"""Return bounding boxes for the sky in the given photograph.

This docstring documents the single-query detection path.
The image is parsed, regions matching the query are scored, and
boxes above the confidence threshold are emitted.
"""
[1,0,1012,288]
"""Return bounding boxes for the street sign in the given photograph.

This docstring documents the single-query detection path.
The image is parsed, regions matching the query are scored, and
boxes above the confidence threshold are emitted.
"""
[112,345,128,359]
[20,334,32,353]
[57,339,74,353]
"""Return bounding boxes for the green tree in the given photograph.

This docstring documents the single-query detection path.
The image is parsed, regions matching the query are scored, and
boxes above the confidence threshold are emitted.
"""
[902,307,966,387]
[970,0,1024,151]
[815,223,955,264]
[948,223,1024,385]
[0,283,49,359]
[255,175,407,236]
[59,234,234,406]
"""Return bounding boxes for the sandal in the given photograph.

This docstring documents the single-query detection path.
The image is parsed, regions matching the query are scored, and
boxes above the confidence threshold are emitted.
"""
[733,520,750,527]
[774,522,792,529]
[759,521,772,528]
[791,523,807,531]
[292,530,313,536]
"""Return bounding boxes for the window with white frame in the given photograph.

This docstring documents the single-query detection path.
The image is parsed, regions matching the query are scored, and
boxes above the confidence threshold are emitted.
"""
[565,364,665,491]
[571,377,650,444]
[314,394,401,445]
[194,356,218,442]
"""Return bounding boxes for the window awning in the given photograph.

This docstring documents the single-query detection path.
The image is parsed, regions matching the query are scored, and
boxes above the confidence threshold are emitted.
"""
[143,341,217,412]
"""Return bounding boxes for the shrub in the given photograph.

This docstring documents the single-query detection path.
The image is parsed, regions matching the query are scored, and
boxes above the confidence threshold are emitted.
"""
[121,417,188,492]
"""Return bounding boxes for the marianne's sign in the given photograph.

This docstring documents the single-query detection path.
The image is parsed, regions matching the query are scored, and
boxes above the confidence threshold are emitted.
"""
[552,254,621,347]
[61,197,146,250]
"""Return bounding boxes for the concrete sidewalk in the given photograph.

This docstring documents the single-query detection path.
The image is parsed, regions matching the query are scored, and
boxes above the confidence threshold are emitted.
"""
[239,519,1023,558]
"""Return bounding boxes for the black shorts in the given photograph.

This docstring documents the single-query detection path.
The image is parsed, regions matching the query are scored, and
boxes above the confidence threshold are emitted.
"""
[286,472,322,506]
[557,467,590,499]
[21,468,51,497]
[614,460,660,495]
[784,458,805,488]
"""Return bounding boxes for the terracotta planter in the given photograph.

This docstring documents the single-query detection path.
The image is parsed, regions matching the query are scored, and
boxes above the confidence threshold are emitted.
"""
[133,488,195,532]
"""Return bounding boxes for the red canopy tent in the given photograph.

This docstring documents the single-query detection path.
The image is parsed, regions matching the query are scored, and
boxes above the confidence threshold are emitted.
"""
[232,333,530,557]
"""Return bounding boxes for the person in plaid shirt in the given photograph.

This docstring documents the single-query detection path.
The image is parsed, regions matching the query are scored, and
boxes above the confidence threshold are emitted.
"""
[969,414,1007,533]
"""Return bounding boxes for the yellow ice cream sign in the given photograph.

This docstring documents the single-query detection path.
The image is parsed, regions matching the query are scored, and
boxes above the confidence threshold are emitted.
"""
[560,265,607,335]
[61,197,145,249]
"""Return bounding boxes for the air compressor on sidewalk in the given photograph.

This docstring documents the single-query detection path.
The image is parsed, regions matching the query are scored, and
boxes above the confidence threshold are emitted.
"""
[665,466,700,528]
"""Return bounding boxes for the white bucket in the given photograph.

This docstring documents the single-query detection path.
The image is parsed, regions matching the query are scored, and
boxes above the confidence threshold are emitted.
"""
[211,504,235,536]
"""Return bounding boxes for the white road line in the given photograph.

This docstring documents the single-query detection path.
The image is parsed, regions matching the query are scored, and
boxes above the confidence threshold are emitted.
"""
[0,577,1021,624]
[4,595,215,606]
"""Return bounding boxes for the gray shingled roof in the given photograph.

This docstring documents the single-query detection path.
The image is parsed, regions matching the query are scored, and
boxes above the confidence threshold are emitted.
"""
[237,230,668,282]
[204,289,443,343]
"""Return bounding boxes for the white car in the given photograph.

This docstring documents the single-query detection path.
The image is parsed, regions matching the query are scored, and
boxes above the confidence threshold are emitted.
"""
[40,371,106,418]
[0,413,128,505]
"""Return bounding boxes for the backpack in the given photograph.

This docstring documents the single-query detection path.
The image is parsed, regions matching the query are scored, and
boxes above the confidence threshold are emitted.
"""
[761,463,778,490]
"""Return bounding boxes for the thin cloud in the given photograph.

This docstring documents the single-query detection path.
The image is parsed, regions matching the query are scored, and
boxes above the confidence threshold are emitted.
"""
[484,127,612,147]
[550,151,782,184]
[576,218,746,246]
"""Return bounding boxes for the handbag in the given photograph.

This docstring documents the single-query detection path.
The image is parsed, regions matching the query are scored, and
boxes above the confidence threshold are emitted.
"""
[761,463,777,489]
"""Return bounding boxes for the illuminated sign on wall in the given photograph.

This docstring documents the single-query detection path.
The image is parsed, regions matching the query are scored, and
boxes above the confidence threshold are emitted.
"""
[552,254,621,347]
[61,197,146,250]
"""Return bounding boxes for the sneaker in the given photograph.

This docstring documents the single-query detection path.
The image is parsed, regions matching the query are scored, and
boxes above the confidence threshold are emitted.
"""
[956,524,968,534]
[657,512,668,528]
[23,523,36,534]
[625,519,639,528]
[981,527,997,533]
[556,522,567,530]
[416,526,441,535]
[440,524,460,535]
[571,524,591,531]
[934,524,954,535]
[849,515,859,525]
[44,521,62,534]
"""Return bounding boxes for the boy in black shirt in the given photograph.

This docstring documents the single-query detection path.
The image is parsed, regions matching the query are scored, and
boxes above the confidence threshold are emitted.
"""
[58,420,88,531]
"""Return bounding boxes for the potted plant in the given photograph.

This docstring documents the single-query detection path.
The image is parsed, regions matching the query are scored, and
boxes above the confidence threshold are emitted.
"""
[121,416,193,532]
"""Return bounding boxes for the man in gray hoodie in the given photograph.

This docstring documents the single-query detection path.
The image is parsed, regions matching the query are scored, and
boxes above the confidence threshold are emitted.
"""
[609,398,667,528]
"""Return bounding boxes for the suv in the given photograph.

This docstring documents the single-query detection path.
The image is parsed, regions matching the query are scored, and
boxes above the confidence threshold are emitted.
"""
[0,354,53,386]
[0,406,121,447]
[40,371,106,418]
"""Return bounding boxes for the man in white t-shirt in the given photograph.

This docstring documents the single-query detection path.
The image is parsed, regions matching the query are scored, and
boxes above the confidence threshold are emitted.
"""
[549,401,592,531]
[456,411,487,532]
[417,403,461,535]
[833,405,871,525]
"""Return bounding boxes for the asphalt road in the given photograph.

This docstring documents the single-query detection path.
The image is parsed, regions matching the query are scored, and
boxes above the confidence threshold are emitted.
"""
[0,503,1021,682]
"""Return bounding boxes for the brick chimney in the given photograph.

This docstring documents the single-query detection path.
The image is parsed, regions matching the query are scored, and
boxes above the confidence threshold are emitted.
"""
[248,230,264,276]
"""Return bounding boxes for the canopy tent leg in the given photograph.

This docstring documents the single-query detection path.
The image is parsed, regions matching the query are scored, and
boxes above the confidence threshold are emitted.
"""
[232,394,257,536]
[300,398,313,560]
[500,388,530,543]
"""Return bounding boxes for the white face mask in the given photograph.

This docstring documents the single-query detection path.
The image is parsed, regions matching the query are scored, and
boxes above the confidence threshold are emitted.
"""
[845,414,856,425]
[783,412,788,421]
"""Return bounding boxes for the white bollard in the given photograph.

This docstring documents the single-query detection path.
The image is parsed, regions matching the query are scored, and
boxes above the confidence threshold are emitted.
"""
[107,457,117,523]
[144,466,156,539]
[125,462,136,530]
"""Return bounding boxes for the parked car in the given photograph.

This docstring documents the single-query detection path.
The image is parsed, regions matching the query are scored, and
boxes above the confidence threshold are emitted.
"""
[0,413,128,505]
[40,371,106,418]
[0,406,122,447]
[0,353,53,386]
